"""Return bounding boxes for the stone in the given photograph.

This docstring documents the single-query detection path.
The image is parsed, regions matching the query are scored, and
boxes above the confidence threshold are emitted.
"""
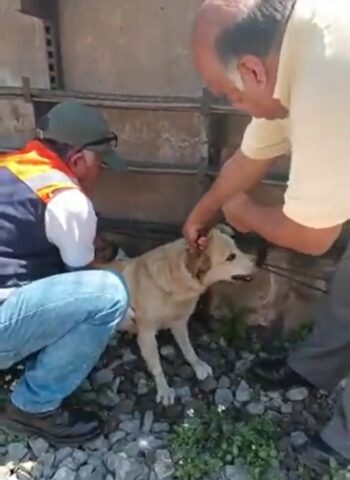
[235,381,252,403]
[137,378,150,395]
[85,436,109,451]
[105,452,145,480]
[215,388,234,408]
[80,379,92,391]
[176,386,191,400]
[72,449,88,468]
[92,368,114,387]
[52,467,76,480]
[154,449,175,480]
[286,387,309,402]
[38,451,55,469]
[124,441,140,458]
[290,431,308,449]
[199,376,218,393]
[77,464,94,480]
[218,376,231,389]
[178,365,193,379]
[224,465,249,480]
[109,431,127,445]
[7,443,28,462]
[152,423,170,433]
[61,456,78,471]
[247,402,265,415]
[87,456,103,469]
[120,419,141,434]
[55,447,73,464]
[160,345,176,360]
[29,437,49,457]
[113,399,135,415]
[122,349,138,363]
[281,403,293,415]
[142,411,154,434]
[97,389,119,407]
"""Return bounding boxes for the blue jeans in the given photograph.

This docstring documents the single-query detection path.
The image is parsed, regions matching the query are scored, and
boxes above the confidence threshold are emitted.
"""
[0,270,128,413]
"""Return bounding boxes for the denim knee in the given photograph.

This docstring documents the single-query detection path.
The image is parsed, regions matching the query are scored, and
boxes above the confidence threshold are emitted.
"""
[88,270,129,328]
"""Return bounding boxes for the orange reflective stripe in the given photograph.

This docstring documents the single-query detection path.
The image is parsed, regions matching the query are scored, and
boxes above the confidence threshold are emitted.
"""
[1,141,81,203]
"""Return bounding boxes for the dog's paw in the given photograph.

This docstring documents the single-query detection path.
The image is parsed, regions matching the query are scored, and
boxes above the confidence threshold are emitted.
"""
[193,360,213,380]
[156,386,176,406]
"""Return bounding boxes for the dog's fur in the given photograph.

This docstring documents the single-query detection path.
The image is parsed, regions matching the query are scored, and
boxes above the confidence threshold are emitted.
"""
[96,229,255,405]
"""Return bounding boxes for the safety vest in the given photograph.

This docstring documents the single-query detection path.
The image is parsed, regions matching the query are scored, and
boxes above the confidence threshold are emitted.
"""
[0,140,82,293]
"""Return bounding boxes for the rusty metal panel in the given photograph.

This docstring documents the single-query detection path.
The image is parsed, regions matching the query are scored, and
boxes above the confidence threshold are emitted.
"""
[58,0,203,96]
[0,0,49,88]
[0,99,35,148]
[99,108,206,165]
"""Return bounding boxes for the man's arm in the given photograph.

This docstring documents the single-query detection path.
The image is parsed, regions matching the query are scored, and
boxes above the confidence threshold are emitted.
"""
[223,194,342,255]
[183,149,276,245]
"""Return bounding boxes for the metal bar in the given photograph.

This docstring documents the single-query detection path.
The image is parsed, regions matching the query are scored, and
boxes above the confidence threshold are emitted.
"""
[0,87,246,115]
[18,0,53,20]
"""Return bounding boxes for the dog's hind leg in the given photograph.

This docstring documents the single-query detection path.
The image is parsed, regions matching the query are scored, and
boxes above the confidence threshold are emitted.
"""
[137,328,176,406]
[171,320,213,380]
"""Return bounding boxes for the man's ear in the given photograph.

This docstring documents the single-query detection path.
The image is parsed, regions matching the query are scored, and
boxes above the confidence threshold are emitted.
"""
[185,250,212,281]
[238,55,268,90]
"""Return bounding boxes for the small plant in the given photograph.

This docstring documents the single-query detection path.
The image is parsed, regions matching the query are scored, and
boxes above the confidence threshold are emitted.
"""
[170,403,281,480]
[215,306,255,347]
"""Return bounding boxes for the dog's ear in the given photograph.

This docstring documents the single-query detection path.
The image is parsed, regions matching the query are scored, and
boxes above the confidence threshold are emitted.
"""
[185,250,212,281]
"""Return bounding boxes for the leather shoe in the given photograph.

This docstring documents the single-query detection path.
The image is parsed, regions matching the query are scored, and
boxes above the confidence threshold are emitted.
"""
[2,400,103,446]
[250,355,315,390]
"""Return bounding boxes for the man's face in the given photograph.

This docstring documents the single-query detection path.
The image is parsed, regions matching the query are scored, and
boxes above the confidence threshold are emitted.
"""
[193,44,286,119]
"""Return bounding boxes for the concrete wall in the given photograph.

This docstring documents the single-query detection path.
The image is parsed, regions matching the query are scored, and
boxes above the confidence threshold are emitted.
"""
[0,0,49,88]
[59,0,203,96]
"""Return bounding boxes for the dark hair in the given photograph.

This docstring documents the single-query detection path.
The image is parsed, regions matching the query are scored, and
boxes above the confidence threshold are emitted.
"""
[216,0,294,65]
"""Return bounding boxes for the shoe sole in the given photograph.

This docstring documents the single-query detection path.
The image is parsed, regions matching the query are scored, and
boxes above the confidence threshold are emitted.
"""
[0,414,102,447]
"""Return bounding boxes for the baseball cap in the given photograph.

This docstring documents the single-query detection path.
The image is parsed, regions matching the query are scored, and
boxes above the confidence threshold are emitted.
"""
[37,101,127,171]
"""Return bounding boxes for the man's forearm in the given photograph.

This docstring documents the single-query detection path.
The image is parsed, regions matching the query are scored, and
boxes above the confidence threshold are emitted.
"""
[187,150,275,226]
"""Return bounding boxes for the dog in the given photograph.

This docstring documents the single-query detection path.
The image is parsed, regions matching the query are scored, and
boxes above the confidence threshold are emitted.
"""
[96,228,255,405]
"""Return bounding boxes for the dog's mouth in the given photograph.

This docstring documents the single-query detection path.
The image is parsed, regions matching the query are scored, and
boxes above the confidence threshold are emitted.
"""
[231,274,253,283]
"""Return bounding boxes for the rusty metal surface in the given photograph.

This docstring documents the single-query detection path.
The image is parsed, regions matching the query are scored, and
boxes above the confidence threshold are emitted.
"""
[58,0,203,96]
[0,99,35,146]
[0,1,49,88]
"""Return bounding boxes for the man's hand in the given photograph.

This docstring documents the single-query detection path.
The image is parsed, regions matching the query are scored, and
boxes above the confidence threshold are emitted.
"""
[222,193,252,233]
[182,219,209,251]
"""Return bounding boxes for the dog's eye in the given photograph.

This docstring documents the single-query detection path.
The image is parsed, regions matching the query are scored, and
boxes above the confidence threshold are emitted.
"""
[226,253,236,261]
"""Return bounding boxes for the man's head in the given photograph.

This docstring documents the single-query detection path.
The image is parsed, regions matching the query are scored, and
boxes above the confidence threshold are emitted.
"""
[192,0,293,119]
[37,101,126,193]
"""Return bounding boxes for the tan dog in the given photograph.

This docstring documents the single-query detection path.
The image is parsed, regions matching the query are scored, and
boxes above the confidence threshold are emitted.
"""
[97,229,255,405]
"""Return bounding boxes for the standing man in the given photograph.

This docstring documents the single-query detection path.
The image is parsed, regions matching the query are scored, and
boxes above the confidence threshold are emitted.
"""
[183,0,350,461]
[0,101,129,445]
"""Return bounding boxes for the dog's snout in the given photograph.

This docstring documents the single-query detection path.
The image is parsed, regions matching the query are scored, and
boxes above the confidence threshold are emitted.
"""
[231,274,253,283]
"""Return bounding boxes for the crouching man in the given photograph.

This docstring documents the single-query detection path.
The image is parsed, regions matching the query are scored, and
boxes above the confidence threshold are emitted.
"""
[0,101,128,445]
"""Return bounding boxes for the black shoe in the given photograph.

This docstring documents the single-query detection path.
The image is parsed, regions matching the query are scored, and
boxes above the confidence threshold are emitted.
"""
[1,400,103,446]
[250,356,314,390]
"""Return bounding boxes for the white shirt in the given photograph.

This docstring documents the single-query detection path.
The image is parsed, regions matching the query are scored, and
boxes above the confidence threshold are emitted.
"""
[0,189,96,301]
[241,0,350,228]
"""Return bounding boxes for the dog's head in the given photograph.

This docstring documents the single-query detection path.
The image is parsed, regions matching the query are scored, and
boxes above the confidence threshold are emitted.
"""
[185,228,256,287]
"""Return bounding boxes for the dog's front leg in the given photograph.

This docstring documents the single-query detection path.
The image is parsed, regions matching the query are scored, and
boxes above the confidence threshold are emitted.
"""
[137,329,176,406]
[171,321,213,380]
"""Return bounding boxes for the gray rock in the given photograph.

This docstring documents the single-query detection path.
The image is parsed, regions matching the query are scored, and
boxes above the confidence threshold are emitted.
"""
[178,365,193,379]
[120,419,141,434]
[38,451,55,469]
[29,437,49,457]
[124,441,140,458]
[97,389,119,407]
[199,376,218,393]
[72,449,88,468]
[109,431,127,445]
[218,376,231,389]
[90,465,106,480]
[105,452,145,480]
[152,423,170,433]
[290,431,308,449]
[281,403,293,415]
[87,455,103,469]
[80,379,92,392]
[7,443,28,462]
[92,368,114,387]
[176,386,191,400]
[154,449,175,480]
[77,464,94,480]
[286,387,309,402]
[224,465,249,480]
[85,436,109,451]
[235,381,252,403]
[122,349,138,363]
[106,475,114,480]
[142,411,154,434]
[52,467,76,480]
[160,345,176,360]
[61,456,78,471]
[137,378,150,395]
[247,402,265,415]
[215,388,234,408]
[55,447,73,464]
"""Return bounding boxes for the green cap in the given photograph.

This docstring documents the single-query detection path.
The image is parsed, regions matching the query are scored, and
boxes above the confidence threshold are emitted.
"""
[38,100,127,171]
